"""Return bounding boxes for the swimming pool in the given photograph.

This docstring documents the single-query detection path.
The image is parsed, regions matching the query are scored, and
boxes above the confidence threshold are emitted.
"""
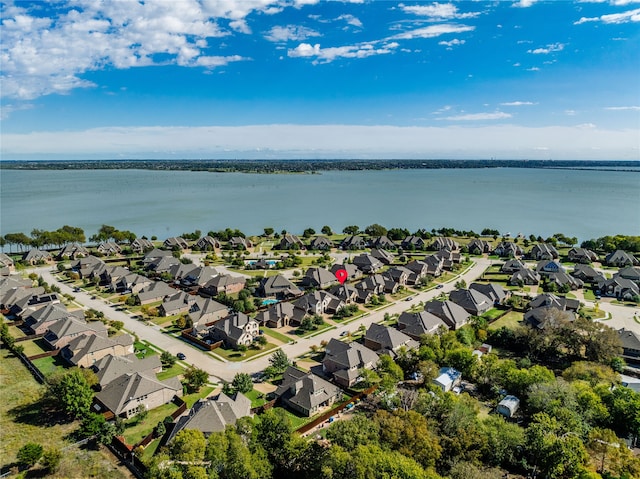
[262,299,279,306]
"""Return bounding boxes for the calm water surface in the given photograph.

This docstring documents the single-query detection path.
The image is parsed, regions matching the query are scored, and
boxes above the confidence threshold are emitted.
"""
[1,168,638,241]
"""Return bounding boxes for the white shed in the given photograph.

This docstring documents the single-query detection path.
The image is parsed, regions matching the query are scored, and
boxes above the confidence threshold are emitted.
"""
[497,395,520,418]
[432,367,462,392]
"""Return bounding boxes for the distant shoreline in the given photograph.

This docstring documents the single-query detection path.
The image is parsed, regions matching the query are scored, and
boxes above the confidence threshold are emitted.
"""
[1,159,639,174]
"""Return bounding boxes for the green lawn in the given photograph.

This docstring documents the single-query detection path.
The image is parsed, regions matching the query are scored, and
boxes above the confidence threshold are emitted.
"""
[20,338,49,357]
[31,355,67,377]
[183,386,215,408]
[583,289,596,301]
[275,407,315,430]
[214,343,277,362]
[8,324,26,339]
[296,322,334,338]
[481,308,506,321]
[134,340,158,359]
[157,363,186,381]
[123,402,179,445]
[488,311,523,330]
[579,307,607,320]
[261,327,293,344]
[245,389,267,408]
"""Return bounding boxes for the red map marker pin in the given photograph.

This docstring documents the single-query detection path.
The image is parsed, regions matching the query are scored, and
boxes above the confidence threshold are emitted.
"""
[335,268,348,285]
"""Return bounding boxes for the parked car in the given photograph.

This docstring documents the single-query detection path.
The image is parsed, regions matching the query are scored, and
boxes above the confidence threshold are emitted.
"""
[176,352,186,360]
[436,284,444,289]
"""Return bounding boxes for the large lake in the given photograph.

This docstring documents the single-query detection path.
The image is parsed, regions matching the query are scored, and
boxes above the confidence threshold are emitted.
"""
[1,167,638,241]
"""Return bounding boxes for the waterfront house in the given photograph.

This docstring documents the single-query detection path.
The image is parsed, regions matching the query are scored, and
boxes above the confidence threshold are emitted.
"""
[278,234,305,250]
[309,236,334,250]
[605,250,639,267]
[229,237,252,249]
[529,243,559,260]
[131,238,154,253]
[431,237,459,251]
[195,236,221,251]
[340,235,367,250]
[369,236,396,250]
[163,237,189,250]
[567,247,598,264]
[57,243,89,260]
[22,248,53,265]
[274,366,342,417]
[97,241,122,256]
[322,338,379,387]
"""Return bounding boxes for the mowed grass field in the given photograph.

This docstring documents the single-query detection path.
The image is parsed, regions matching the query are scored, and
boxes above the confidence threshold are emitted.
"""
[0,348,132,478]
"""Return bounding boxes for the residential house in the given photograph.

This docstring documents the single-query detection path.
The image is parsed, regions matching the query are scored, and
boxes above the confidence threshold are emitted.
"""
[524,306,576,330]
[356,274,398,295]
[509,268,541,286]
[43,317,108,350]
[301,267,337,289]
[605,250,639,267]
[433,367,462,392]
[616,267,640,285]
[61,332,134,368]
[352,254,383,274]
[200,274,246,297]
[397,311,447,339]
[229,237,252,250]
[24,303,84,335]
[545,272,584,291]
[501,259,526,273]
[195,236,220,251]
[70,254,105,278]
[529,243,559,260]
[618,328,640,363]
[467,239,493,255]
[95,372,182,419]
[294,291,344,316]
[22,248,53,265]
[309,236,334,250]
[401,235,426,250]
[598,277,639,300]
[370,236,396,250]
[57,243,89,260]
[258,275,303,299]
[449,289,493,316]
[386,266,411,286]
[0,253,15,276]
[188,298,229,329]
[536,259,565,275]
[131,238,154,253]
[468,282,507,305]
[163,237,189,250]
[137,281,176,305]
[0,276,35,309]
[494,242,524,258]
[168,392,251,442]
[95,265,130,287]
[431,237,459,251]
[97,241,122,256]
[322,338,379,387]
[246,258,275,270]
[207,312,259,348]
[256,301,305,328]
[424,300,471,330]
[142,248,173,266]
[571,265,605,284]
[497,395,520,418]
[110,273,151,294]
[567,248,598,264]
[278,234,305,250]
[159,291,197,317]
[274,366,342,417]
[145,254,181,274]
[330,263,363,281]
[435,248,462,269]
[340,235,367,250]
[1,285,45,314]
[11,292,61,319]
[91,353,162,388]
[329,284,359,304]
[529,293,580,311]
[422,255,445,276]
[370,248,395,265]
[364,323,419,355]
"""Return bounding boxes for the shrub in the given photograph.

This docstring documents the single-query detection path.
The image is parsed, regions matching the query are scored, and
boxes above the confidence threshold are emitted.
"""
[17,443,43,469]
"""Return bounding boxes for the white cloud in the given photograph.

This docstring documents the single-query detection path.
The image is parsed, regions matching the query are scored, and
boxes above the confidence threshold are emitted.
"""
[443,112,512,121]
[500,101,537,106]
[336,14,363,28]
[578,0,640,5]
[3,124,637,160]
[513,0,538,7]
[565,110,577,116]
[438,38,465,48]
[527,67,540,71]
[399,3,480,19]
[264,25,321,42]
[288,42,398,63]
[575,8,640,24]
[0,0,286,100]
[528,43,565,54]
[604,105,640,110]
[389,24,475,40]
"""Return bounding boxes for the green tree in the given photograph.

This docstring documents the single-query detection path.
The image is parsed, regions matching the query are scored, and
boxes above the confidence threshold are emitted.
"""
[263,227,275,236]
[231,373,253,394]
[479,415,525,469]
[16,443,43,469]
[321,225,333,235]
[48,368,94,418]
[342,225,360,235]
[326,414,380,451]
[161,350,177,368]
[40,447,62,473]
[171,429,207,463]
[365,224,388,237]
[269,349,291,373]
[183,366,209,393]
[255,408,295,474]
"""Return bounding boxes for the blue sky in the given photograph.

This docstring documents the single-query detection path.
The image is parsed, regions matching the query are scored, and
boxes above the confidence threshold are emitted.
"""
[1,0,639,160]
